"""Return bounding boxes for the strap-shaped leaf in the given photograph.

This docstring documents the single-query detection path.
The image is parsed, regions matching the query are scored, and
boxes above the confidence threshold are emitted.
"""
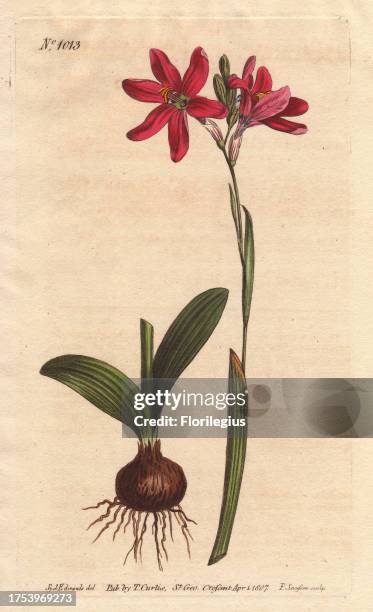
[153,287,228,381]
[140,318,154,384]
[208,349,248,565]
[40,354,143,439]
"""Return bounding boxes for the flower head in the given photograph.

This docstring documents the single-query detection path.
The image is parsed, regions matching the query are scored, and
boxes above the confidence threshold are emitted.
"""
[228,56,309,137]
[122,47,227,162]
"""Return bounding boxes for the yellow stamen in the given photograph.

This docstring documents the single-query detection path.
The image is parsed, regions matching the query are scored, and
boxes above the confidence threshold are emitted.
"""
[256,90,272,99]
[160,86,172,103]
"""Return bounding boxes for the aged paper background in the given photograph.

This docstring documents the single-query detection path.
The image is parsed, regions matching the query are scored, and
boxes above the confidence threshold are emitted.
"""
[1,1,373,610]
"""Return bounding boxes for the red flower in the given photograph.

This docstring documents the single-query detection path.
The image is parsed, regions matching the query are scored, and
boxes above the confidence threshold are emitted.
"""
[228,55,308,135]
[122,47,227,162]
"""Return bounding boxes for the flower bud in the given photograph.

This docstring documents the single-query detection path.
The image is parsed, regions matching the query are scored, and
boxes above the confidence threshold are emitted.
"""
[227,106,239,128]
[213,74,227,105]
[198,118,224,146]
[228,133,243,164]
[219,54,230,82]
[226,86,237,107]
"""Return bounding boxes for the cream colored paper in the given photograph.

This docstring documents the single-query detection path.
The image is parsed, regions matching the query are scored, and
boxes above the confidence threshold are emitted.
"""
[2,1,373,610]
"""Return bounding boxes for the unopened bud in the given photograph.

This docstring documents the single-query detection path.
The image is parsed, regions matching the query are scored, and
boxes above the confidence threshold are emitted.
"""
[226,86,237,107]
[219,54,230,82]
[213,74,227,105]
[227,106,239,128]
[228,132,243,164]
[198,118,224,146]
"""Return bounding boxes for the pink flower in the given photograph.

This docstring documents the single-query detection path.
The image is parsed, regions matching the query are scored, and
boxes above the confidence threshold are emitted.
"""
[228,56,309,135]
[122,47,227,162]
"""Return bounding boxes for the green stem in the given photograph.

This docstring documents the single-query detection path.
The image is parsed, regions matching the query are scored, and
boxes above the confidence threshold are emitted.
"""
[224,123,233,146]
[221,148,248,367]
[223,150,242,243]
[208,139,254,565]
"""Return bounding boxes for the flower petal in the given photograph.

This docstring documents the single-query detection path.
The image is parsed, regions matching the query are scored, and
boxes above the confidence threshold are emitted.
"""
[149,49,182,90]
[182,47,209,97]
[187,96,227,119]
[239,90,252,116]
[227,75,249,90]
[127,104,176,141]
[168,111,189,162]
[252,66,273,94]
[281,96,309,117]
[242,55,256,81]
[251,86,290,121]
[261,116,308,134]
[122,79,163,103]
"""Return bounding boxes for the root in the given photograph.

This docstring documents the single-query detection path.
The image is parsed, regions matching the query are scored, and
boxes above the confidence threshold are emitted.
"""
[138,513,149,562]
[123,511,136,566]
[177,505,197,525]
[131,511,137,539]
[113,507,128,541]
[123,542,135,566]
[178,510,194,542]
[153,512,163,571]
[173,509,194,558]
[133,512,142,562]
[82,497,195,570]
[86,499,118,532]
[82,497,119,511]
[167,510,174,542]
[160,511,169,562]
[92,505,121,543]
[123,509,133,536]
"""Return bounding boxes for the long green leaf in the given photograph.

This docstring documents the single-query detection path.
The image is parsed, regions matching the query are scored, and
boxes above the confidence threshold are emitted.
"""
[242,205,255,327]
[153,287,228,381]
[40,354,143,439]
[140,319,155,439]
[208,349,248,565]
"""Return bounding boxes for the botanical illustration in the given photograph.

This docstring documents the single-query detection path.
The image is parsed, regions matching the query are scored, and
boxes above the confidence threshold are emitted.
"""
[40,288,228,570]
[40,45,308,570]
[122,46,308,565]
